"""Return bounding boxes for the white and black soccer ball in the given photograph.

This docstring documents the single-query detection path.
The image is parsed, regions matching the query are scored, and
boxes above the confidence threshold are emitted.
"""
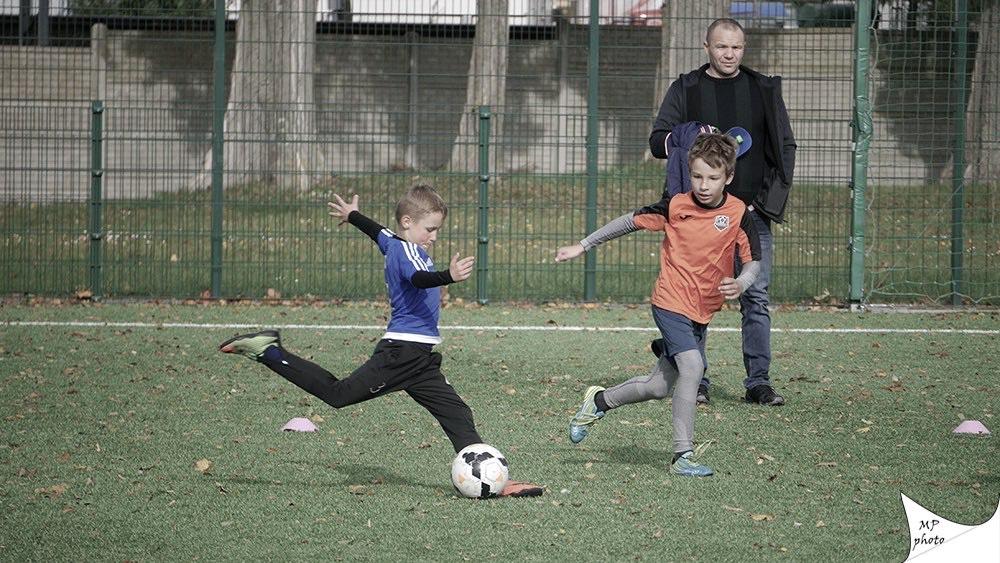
[451,443,509,499]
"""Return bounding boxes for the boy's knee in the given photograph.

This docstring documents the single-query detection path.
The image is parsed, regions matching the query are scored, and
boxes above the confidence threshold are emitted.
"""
[325,396,350,409]
[648,380,671,400]
[675,350,704,379]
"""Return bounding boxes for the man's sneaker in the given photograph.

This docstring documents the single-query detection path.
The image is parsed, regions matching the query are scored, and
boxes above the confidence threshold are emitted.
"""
[650,338,665,358]
[671,451,714,477]
[219,329,281,360]
[568,385,605,444]
[745,384,785,406]
[696,384,710,405]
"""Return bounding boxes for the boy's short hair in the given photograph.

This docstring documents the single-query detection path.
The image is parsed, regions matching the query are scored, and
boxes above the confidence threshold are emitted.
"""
[395,184,448,224]
[688,133,738,176]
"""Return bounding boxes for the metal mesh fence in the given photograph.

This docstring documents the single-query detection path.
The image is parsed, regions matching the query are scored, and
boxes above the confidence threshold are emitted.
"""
[1,1,996,305]
[865,0,999,305]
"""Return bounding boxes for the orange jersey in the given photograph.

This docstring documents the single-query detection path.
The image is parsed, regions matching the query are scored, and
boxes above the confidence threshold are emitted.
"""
[633,193,760,324]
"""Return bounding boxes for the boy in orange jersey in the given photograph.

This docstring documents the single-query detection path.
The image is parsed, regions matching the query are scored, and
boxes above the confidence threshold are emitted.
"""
[555,133,760,476]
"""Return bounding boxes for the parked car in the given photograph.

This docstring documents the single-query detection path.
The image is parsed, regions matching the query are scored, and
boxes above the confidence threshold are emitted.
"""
[730,1,799,29]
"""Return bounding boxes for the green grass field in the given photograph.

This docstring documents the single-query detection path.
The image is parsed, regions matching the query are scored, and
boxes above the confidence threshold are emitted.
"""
[2,302,998,560]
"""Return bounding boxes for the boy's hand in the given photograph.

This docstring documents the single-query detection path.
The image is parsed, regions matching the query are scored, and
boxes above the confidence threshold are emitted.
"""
[449,253,475,282]
[554,244,585,262]
[719,277,743,300]
[327,193,360,225]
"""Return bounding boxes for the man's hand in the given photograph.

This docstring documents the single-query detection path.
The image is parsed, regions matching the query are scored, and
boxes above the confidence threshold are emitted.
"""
[327,193,360,225]
[449,253,475,282]
[555,244,585,263]
[718,276,743,300]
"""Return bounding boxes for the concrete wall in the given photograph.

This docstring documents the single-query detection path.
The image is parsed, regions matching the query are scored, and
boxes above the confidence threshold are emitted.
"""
[2,26,932,201]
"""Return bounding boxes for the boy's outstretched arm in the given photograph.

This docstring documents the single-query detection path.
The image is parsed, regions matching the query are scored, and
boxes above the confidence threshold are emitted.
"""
[409,253,474,289]
[328,193,383,243]
[719,261,760,300]
[554,243,585,262]
[555,211,640,262]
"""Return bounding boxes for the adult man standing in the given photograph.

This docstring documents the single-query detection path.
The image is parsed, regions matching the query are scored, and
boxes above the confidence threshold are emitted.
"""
[648,18,796,406]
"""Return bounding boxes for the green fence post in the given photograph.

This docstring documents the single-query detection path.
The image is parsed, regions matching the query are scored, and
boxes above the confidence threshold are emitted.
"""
[849,0,873,306]
[477,106,491,305]
[89,100,104,300]
[950,0,969,306]
[584,0,600,301]
[210,0,226,298]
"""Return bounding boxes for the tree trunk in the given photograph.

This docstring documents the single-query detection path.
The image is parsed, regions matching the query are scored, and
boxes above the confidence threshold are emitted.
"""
[197,0,325,191]
[964,0,999,182]
[450,0,508,172]
[648,0,727,159]
[662,0,727,92]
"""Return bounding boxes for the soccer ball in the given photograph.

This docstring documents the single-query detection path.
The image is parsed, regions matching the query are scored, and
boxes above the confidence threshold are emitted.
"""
[451,443,509,499]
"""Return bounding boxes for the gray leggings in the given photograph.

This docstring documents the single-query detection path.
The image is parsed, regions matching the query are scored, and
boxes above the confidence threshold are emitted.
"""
[601,349,703,454]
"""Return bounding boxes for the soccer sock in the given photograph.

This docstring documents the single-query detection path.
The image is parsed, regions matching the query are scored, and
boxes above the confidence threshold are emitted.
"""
[594,391,609,412]
[671,349,703,454]
[261,345,284,362]
[601,355,675,409]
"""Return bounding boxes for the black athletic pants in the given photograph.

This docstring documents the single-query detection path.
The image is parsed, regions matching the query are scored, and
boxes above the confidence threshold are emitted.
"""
[260,338,482,452]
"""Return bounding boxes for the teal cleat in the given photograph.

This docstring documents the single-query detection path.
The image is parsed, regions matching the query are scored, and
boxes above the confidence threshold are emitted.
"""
[671,451,714,477]
[568,385,605,444]
[219,329,281,360]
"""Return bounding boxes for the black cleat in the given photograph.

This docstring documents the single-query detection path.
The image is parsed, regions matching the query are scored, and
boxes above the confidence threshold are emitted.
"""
[696,384,710,405]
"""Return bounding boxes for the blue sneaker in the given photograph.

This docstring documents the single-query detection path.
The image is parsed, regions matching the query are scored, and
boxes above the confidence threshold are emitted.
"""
[568,385,605,444]
[671,451,714,477]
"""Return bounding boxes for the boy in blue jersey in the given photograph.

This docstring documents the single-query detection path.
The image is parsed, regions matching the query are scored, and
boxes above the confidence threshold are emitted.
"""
[219,185,541,497]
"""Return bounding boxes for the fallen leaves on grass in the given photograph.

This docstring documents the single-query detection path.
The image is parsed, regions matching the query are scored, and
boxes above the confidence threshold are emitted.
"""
[349,485,373,495]
[34,484,69,498]
[193,459,213,474]
[884,376,905,392]
[756,454,775,464]
[750,513,775,522]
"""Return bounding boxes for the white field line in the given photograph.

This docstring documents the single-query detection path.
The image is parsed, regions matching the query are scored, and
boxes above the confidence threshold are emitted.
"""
[3,321,999,335]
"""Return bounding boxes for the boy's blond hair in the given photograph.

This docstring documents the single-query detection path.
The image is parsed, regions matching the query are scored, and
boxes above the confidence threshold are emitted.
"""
[395,184,448,224]
[688,133,738,176]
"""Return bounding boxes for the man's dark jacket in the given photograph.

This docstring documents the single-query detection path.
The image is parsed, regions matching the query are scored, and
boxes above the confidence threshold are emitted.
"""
[649,64,797,223]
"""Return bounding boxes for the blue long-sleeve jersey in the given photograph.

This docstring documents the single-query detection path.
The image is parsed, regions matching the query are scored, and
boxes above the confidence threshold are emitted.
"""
[348,211,450,345]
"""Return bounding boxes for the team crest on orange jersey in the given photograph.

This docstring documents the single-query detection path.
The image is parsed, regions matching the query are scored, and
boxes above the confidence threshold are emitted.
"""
[714,215,730,231]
